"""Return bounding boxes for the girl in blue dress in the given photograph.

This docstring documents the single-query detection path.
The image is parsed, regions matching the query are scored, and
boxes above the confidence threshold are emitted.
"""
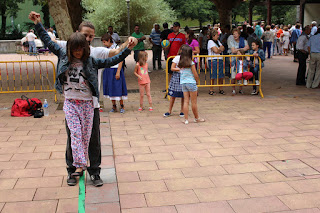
[101,33,128,113]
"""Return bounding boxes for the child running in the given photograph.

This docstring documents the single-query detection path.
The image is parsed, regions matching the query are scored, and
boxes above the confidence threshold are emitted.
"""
[248,41,265,95]
[101,33,128,113]
[134,51,153,111]
[29,12,132,179]
[171,44,205,124]
[231,50,253,95]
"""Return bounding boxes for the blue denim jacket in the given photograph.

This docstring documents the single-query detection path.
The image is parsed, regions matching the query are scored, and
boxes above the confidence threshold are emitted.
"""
[248,49,265,68]
[35,23,131,98]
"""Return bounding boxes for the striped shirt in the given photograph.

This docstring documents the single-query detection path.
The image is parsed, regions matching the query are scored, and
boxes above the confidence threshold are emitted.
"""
[150,29,161,46]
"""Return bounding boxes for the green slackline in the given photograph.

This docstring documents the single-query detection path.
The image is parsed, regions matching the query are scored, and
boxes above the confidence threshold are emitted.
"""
[78,173,86,213]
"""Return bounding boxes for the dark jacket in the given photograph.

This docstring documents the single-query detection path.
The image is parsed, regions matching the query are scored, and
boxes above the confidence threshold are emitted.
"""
[248,49,265,67]
[35,23,131,98]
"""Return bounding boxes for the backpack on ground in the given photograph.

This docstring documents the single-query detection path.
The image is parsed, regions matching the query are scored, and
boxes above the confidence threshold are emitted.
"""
[11,95,42,117]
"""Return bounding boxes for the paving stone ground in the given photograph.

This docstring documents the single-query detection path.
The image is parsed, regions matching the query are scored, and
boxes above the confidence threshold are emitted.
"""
[0,52,320,212]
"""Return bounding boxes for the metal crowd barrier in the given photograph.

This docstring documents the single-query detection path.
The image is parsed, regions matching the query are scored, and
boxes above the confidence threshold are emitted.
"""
[165,55,264,98]
[0,60,57,102]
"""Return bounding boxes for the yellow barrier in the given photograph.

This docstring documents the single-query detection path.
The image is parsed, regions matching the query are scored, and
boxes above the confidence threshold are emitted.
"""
[165,54,263,98]
[0,60,57,102]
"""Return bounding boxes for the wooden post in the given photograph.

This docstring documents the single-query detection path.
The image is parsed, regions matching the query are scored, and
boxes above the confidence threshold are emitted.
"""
[299,0,306,26]
[267,0,272,25]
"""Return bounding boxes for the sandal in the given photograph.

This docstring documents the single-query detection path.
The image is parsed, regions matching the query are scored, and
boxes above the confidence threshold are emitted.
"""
[219,90,225,95]
[208,90,215,95]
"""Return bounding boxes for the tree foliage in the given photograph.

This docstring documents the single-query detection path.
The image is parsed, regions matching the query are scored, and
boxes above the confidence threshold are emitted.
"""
[165,0,219,27]
[82,0,176,36]
[0,0,25,38]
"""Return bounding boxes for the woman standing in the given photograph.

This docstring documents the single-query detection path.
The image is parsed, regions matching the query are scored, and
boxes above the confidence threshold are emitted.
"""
[262,25,274,59]
[185,30,200,68]
[281,26,290,56]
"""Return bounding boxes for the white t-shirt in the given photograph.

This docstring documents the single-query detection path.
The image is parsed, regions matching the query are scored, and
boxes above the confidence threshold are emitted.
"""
[48,32,56,41]
[57,41,111,108]
[111,33,121,43]
[26,32,36,42]
[207,40,223,60]
[108,44,119,68]
[64,59,92,100]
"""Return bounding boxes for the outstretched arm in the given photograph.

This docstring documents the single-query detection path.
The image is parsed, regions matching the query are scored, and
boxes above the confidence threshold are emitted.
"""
[109,37,138,57]
[28,11,63,56]
[95,48,131,69]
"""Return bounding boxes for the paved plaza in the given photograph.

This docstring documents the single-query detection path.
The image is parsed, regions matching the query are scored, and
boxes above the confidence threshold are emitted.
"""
[0,52,320,212]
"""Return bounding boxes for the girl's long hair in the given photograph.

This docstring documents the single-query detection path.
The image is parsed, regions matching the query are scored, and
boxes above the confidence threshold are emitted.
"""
[187,30,196,45]
[178,44,193,68]
[67,32,90,62]
[138,51,148,66]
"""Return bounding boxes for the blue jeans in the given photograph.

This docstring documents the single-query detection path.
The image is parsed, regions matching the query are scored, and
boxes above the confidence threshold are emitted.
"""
[263,42,272,58]
[28,41,37,54]
[208,59,225,79]
[182,83,197,92]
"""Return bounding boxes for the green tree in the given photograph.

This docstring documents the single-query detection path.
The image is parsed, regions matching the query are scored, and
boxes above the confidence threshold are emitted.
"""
[82,0,175,36]
[32,0,50,28]
[165,0,218,28]
[0,0,25,38]
[232,1,249,24]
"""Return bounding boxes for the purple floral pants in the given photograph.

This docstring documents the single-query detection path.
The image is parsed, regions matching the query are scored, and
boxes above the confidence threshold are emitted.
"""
[63,99,94,168]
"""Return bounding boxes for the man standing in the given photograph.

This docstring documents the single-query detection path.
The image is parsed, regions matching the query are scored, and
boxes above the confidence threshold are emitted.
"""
[108,26,121,45]
[306,28,320,88]
[132,24,146,62]
[296,25,311,85]
[311,21,318,36]
[149,23,162,70]
[26,29,37,55]
[290,23,301,62]
[167,22,186,79]
[160,22,172,60]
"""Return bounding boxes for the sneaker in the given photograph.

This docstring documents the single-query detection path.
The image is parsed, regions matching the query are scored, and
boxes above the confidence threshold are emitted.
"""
[251,89,259,95]
[179,112,185,117]
[149,107,153,112]
[67,175,77,186]
[138,107,143,112]
[109,108,116,113]
[255,80,260,85]
[120,108,125,113]
[148,70,152,73]
[243,80,248,85]
[219,90,225,95]
[184,120,189,124]
[163,112,171,117]
[239,90,244,94]
[90,175,103,187]
[194,117,205,122]
[237,80,242,85]
[232,90,236,96]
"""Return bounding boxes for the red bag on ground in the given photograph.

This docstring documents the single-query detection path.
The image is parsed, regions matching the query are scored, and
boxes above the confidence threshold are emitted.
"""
[11,95,42,117]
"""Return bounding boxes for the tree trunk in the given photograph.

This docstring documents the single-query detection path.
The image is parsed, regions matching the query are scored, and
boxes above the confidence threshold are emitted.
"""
[41,3,50,28]
[210,0,242,27]
[47,0,73,40]
[1,2,6,38]
[66,0,82,31]
[199,20,202,29]
[217,7,232,28]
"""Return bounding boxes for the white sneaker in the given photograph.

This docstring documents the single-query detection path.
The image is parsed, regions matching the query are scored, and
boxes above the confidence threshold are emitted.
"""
[232,90,236,96]
[255,80,260,85]
[237,80,242,85]
[184,120,189,125]
[243,80,248,85]
[148,70,152,73]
